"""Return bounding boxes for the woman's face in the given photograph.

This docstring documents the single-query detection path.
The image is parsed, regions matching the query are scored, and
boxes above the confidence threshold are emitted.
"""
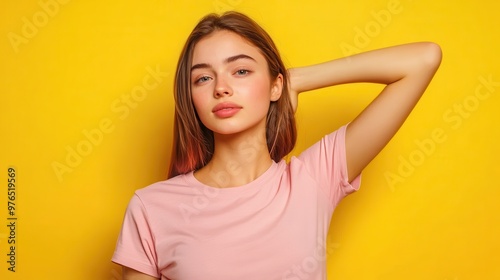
[190,30,282,137]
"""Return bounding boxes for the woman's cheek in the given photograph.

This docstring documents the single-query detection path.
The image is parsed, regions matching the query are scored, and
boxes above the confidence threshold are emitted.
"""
[191,93,205,117]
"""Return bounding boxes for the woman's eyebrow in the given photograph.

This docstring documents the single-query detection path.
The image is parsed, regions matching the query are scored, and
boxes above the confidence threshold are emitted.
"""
[191,63,211,72]
[225,54,256,64]
[191,54,256,72]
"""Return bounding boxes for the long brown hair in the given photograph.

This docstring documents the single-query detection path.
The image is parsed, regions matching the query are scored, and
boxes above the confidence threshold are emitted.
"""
[168,11,296,178]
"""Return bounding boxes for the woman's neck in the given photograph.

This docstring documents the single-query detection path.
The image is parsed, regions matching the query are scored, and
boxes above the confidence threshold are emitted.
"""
[194,130,273,188]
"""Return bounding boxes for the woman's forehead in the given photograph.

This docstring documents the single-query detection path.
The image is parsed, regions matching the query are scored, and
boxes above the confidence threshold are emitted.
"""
[192,30,264,66]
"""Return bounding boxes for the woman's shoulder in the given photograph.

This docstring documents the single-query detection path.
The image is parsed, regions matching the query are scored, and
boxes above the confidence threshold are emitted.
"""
[134,173,195,200]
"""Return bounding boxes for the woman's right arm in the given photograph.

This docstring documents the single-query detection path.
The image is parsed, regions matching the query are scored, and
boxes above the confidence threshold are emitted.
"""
[122,266,159,280]
[288,42,442,182]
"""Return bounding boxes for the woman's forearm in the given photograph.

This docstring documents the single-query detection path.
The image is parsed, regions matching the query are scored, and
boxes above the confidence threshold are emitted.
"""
[289,42,442,94]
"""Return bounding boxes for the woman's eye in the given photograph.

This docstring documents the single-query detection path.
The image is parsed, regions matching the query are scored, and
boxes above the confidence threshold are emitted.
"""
[195,76,211,84]
[235,69,250,76]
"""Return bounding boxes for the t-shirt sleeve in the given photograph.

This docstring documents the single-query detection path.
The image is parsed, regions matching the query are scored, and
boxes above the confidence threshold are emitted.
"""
[112,194,160,278]
[296,124,361,207]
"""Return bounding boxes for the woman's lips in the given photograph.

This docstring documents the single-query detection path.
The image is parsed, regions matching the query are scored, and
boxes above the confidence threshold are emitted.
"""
[212,102,242,118]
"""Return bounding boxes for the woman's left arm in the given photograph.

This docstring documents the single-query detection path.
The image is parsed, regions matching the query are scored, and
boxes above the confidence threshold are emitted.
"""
[288,42,442,182]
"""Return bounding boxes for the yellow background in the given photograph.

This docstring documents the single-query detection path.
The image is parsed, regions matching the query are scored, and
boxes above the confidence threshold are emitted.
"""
[1,0,499,279]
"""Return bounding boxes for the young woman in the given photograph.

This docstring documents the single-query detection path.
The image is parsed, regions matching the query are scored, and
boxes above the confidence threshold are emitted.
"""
[112,11,442,280]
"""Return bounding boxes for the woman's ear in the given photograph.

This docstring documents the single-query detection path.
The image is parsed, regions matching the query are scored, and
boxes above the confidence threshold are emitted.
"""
[270,73,283,101]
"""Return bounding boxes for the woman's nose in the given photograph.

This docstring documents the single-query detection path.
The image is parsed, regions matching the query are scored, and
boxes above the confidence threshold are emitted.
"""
[214,78,232,98]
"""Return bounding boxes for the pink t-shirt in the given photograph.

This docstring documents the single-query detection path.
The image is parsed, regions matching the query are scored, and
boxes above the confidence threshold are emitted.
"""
[112,125,361,279]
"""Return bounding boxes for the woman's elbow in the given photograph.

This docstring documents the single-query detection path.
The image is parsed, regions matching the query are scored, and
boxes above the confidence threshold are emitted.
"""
[421,42,443,71]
